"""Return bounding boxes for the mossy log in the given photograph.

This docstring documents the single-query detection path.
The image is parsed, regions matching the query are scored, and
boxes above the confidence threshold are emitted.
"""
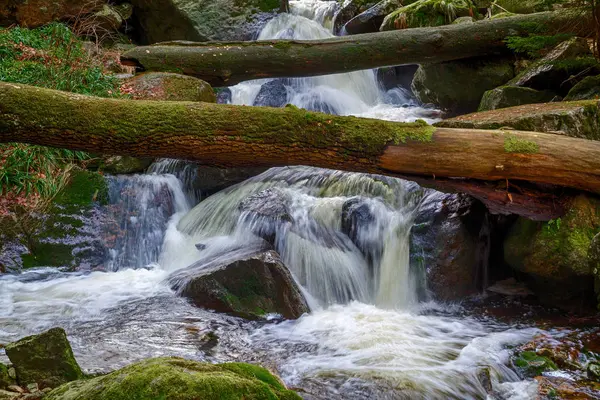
[1,83,600,219]
[121,10,591,86]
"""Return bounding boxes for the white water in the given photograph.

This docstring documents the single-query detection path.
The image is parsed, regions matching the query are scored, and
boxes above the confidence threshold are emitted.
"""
[229,0,440,123]
[0,2,543,398]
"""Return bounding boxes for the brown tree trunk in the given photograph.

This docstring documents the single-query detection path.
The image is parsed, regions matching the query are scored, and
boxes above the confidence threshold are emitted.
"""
[280,0,290,13]
[1,83,599,219]
[120,10,591,86]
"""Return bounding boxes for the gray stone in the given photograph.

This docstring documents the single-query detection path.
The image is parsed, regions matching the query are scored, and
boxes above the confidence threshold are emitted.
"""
[478,86,557,111]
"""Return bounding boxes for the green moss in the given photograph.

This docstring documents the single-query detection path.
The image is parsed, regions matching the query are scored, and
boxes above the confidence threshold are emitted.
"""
[565,75,600,101]
[505,33,575,58]
[273,41,293,51]
[503,133,539,153]
[514,351,558,376]
[381,0,476,30]
[0,363,14,389]
[54,169,108,206]
[46,357,300,400]
[21,243,75,269]
[5,327,83,388]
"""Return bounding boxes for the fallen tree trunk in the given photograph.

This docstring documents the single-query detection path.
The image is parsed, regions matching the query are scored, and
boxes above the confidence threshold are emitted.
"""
[121,10,591,86]
[1,83,599,219]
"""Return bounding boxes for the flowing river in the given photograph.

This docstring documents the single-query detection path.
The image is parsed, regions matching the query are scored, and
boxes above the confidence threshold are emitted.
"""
[0,1,543,399]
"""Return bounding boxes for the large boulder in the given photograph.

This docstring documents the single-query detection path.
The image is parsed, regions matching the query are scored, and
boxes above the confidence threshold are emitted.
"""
[344,0,402,34]
[130,0,280,44]
[0,0,102,28]
[478,86,557,111]
[381,0,474,30]
[193,166,268,196]
[333,0,379,35]
[411,192,489,301]
[121,73,216,102]
[239,188,293,244]
[169,243,309,320]
[5,328,83,389]
[504,195,600,310]
[46,357,300,400]
[508,37,599,96]
[411,57,514,115]
[435,100,600,140]
[96,156,154,175]
[565,75,600,101]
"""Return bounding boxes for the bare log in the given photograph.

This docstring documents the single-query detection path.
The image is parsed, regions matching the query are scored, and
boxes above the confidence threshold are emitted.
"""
[121,10,591,86]
[1,83,599,219]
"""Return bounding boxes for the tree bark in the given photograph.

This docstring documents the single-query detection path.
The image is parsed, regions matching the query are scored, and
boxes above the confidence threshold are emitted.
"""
[120,10,591,86]
[1,83,599,219]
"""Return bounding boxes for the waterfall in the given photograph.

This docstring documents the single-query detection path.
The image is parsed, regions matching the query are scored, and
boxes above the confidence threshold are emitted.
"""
[161,166,422,308]
[229,0,438,123]
[104,161,195,271]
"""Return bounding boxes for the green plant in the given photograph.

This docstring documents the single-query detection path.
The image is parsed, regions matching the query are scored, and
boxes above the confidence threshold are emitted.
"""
[505,33,575,58]
[546,218,562,233]
[0,23,122,97]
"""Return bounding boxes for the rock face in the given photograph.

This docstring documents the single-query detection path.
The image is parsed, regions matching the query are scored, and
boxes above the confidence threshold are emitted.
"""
[97,156,154,174]
[381,0,475,30]
[411,57,514,115]
[436,100,600,140]
[239,188,293,244]
[46,357,301,400]
[0,0,102,28]
[193,166,268,196]
[130,0,280,44]
[411,192,489,301]
[5,328,83,389]
[508,37,598,96]
[253,80,288,108]
[121,73,216,102]
[478,86,556,111]
[504,195,600,310]
[333,0,379,35]
[565,75,600,101]
[169,244,309,320]
[344,0,402,34]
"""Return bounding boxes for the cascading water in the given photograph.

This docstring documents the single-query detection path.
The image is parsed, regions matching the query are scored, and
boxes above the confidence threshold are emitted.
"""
[229,0,439,123]
[0,2,550,398]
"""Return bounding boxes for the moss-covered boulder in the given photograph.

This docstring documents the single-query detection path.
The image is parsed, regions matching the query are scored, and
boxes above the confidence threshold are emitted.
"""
[5,328,83,389]
[169,245,309,320]
[478,86,557,111]
[344,0,403,35]
[513,351,558,377]
[130,0,280,44]
[0,364,14,390]
[380,0,475,30]
[504,195,600,309]
[46,357,300,400]
[0,0,102,28]
[122,73,216,102]
[508,37,599,96]
[411,57,514,115]
[565,75,600,101]
[97,156,154,175]
[334,0,380,34]
[19,169,109,270]
[435,100,600,140]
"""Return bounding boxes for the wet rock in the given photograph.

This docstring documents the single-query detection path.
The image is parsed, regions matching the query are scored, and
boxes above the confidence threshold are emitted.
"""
[509,37,599,95]
[130,0,280,44]
[0,0,102,28]
[411,57,514,115]
[26,383,38,393]
[513,351,558,377]
[411,192,489,301]
[435,100,600,140]
[5,327,83,389]
[215,88,232,104]
[46,357,300,400]
[93,4,131,31]
[344,0,402,35]
[96,156,154,175]
[334,0,379,35]
[169,244,309,320]
[485,278,533,297]
[478,86,557,111]
[0,389,19,399]
[253,80,288,108]
[0,364,13,390]
[565,75,600,101]
[6,370,14,381]
[193,166,268,196]
[504,194,600,310]
[377,65,419,91]
[588,362,600,380]
[381,0,474,30]
[121,72,216,102]
[341,197,384,269]
[239,188,293,244]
